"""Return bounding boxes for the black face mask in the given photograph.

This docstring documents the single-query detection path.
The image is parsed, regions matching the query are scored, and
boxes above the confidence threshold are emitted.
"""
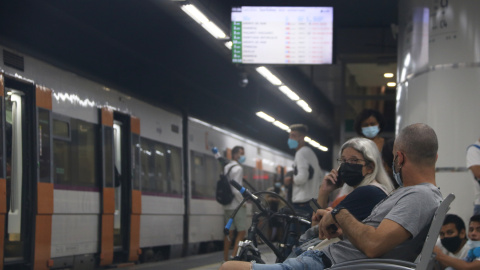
[338,163,365,187]
[441,236,463,253]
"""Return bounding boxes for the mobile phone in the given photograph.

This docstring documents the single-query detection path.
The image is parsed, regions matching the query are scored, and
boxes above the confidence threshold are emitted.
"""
[335,177,344,188]
[309,198,321,211]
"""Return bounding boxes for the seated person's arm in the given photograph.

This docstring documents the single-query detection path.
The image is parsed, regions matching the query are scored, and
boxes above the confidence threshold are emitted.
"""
[318,209,411,258]
[434,246,480,270]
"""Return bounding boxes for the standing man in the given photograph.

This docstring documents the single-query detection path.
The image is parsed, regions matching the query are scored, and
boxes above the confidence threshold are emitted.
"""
[435,214,470,260]
[285,124,322,229]
[467,138,480,215]
[223,146,247,262]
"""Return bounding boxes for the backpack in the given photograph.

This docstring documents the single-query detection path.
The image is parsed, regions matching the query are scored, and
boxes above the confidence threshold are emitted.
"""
[215,164,238,205]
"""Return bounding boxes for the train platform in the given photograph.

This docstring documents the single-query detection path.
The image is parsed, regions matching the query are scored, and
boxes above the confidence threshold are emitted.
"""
[123,244,276,270]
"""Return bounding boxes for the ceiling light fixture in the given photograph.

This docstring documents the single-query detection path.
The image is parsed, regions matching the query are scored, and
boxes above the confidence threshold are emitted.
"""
[224,41,233,50]
[273,120,290,131]
[255,112,327,151]
[181,4,226,39]
[384,73,394,78]
[296,100,312,113]
[202,21,227,39]
[387,82,397,87]
[256,66,282,86]
[255,67,313,113]
[278,85,300,101]
[256,111,275,122]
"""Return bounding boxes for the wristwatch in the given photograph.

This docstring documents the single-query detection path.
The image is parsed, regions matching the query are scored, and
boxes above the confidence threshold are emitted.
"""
[331,207,345,224]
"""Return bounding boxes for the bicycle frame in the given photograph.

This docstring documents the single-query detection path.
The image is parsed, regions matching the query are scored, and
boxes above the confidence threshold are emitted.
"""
[224,190,310,263]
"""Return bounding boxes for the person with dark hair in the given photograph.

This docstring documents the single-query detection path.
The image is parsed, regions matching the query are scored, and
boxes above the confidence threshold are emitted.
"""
[223,146,246,262]
[381,137,397,188]
[220,123,442,270]
[434,215,480,269]
[435,214,469,260]
[284,124,322,232]
[354,109,386,151]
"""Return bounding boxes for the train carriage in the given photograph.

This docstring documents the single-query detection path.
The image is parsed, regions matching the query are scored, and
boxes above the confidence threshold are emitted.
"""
[0,45,294,270]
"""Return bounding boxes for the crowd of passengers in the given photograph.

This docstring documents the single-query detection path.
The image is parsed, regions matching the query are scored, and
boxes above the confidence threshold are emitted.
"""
[219,122,480,270]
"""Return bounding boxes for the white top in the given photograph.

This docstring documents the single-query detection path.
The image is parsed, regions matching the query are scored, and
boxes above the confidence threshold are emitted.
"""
[223,161,244,210]
[292,146,322,203]
[466,140,480,205]
[435,238,470,259]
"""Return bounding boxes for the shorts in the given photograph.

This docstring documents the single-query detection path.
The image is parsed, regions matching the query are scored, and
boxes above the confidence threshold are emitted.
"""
[251,250,329,270]
[225,206,247,231]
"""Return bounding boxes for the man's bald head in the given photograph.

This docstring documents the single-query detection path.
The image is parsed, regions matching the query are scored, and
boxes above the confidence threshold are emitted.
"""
[395,123,438,167]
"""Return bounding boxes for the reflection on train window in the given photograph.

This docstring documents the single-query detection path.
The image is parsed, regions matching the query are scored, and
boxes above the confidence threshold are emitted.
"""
[53,118,70,139]
[242,166,273,192]
[191,151,219,199]
[53,118,98,187]
[140,137,182,196]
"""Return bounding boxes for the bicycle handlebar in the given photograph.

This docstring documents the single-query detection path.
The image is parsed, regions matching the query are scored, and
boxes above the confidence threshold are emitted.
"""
[272,212,311,225]
[229,180,259,200]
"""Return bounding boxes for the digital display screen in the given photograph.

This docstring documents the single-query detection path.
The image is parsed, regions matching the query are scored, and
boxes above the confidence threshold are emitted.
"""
[231,6,333,65]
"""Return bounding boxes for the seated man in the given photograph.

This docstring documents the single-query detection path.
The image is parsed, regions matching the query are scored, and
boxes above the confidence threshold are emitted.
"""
[434,215,480,269]
[435,214,469,261]
[220,123,443,270]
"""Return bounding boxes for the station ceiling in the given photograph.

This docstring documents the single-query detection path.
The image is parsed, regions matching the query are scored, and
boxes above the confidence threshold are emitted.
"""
[0,0,398,168]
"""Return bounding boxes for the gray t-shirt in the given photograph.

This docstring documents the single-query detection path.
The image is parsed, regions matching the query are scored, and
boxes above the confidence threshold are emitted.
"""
[323,183,442,264]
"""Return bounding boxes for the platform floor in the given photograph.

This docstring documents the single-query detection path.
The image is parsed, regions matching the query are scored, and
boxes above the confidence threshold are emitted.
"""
[124,244,276,270]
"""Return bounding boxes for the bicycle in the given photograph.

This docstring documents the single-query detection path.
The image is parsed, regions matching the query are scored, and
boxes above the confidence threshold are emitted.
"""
[224,180,311,264]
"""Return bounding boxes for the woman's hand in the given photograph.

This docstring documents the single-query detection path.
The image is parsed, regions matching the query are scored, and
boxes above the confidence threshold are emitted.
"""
[321,169,339,193]
[317,169,340,208]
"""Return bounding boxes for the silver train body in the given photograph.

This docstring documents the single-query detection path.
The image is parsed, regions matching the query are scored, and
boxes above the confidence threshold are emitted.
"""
[0,45,294,270]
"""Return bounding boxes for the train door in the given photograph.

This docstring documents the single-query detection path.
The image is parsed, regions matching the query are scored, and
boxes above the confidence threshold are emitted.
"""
[1,74,39,269]
[111,112,141,262]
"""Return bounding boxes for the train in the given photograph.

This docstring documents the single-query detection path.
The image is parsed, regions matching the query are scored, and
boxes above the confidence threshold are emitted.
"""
[0,45,295,270]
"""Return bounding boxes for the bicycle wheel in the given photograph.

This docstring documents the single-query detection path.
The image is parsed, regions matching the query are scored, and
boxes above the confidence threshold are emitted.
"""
[248,191,297,245]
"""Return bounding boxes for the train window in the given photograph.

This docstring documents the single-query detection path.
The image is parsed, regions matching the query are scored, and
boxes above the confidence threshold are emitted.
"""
[38,108,51,183]
[53,118,98,187]
[241,166,255,191]
[141,138,165,193]
[190,151,208,198]
[190,151,221,199]
[167,146,182,195]
[204,156,219,197]
[53,118,70,140]
[103,126,114,187]
[140,137,182,195]
[131,134,141,190]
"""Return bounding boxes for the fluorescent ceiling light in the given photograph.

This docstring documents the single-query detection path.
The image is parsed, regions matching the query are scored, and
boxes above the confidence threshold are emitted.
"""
[256,66,282,86]
[278,85,300,101]
[304,136,312,142]
[273,121,290,131]
[384,73,394,78]
[296,100,312,113]
[308,139,328,152]
[256,111,275,122]
[387,82,397,87]
[181,4,209,24]
[202,21,227,39]
[181,4,226,39]
[224,41,233,50]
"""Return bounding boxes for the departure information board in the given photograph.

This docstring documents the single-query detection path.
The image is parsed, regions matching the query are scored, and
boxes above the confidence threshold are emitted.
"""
[231,6,333,65]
